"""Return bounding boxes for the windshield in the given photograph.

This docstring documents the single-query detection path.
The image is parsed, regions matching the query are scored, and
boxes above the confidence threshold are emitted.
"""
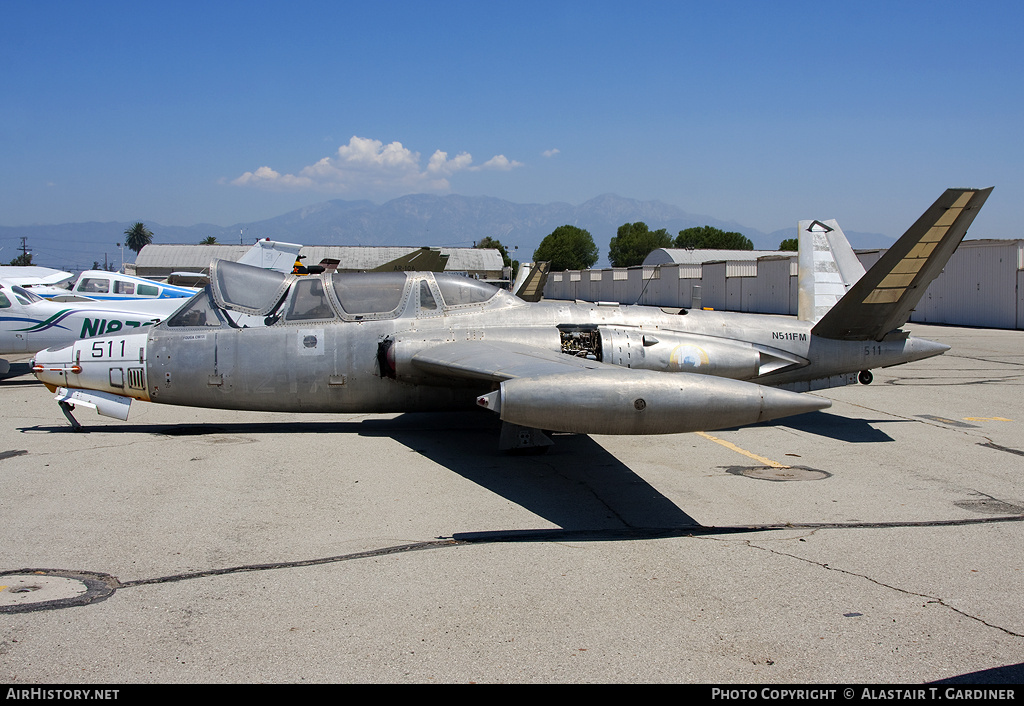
[10,285,44,304]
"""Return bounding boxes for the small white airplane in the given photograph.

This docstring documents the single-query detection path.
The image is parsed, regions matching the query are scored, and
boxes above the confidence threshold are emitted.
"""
[31,241,304,302]
[53,271,198,302]
[0,282,188,375]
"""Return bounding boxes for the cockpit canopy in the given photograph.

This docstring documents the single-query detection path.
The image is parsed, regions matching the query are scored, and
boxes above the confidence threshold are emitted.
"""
[165,259,521,329]
[0,283,45,307]
[211,259,291,315]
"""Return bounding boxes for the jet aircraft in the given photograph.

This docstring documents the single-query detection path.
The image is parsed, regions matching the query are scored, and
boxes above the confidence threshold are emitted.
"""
[31,188,991,450]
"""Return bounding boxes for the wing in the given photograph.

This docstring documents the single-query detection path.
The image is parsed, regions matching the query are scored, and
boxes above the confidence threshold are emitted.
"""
[410,340,613,382]
[407,340,829,435]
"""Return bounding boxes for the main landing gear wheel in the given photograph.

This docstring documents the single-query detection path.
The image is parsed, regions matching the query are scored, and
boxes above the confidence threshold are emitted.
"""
[859,370,873,385]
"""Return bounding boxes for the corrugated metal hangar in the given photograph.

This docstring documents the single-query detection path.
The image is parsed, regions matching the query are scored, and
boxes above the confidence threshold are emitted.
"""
[128,244,505,281]
[544,239,1024,330]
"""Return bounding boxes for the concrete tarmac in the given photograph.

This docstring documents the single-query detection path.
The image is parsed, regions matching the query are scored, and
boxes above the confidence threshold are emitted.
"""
[0,323,1022,683]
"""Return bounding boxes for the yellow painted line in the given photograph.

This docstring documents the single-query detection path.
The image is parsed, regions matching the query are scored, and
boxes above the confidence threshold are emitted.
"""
[0,586,6,592]
[964,417,1013,422]
[695,432,789,468]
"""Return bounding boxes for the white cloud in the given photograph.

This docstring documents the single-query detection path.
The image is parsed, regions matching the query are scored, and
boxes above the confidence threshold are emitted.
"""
[231,136,522,195]
[232,165,313,189]
[427,149,474,176]
[480,155,523,171]
[542,148,560,158]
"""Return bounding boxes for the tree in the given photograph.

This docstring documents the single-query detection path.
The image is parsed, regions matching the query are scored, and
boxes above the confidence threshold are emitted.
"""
[123,222,154,254]
[7,251,33,266]
[200,236,219,245]
[475,236,519,278]
[675,225,753,250]
[779,238,798,252]
[533,225,599,271]
[608,222,673,267]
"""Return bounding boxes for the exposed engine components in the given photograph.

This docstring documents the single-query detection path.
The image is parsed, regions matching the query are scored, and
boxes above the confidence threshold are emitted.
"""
[558,324,601,360]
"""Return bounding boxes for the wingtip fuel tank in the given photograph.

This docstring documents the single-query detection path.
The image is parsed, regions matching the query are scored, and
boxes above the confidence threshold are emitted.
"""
[477,370,830,435]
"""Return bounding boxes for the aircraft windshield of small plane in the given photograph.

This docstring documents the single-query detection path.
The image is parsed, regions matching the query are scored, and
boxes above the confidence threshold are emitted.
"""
[331,272,407,315]
[10,285,44,305]
[0,291,10,308]
[434,274,497,307]
[77,277,110,294]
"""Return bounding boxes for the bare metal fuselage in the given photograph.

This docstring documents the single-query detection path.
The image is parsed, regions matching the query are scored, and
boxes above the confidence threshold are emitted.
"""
[35,278,944,417]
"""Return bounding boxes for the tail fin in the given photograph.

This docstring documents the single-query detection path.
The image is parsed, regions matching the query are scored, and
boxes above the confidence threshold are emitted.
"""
[371,247,450,272]
[236,239,304,273]
[797,218,866,323]
[812,187,993,341]
[513,261,550,302]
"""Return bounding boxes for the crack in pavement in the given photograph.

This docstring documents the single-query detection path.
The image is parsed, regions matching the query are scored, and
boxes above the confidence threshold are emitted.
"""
[719,532,1024,639]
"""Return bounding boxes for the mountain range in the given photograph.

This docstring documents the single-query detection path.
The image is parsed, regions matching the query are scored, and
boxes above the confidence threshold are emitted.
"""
[2,193,893,270]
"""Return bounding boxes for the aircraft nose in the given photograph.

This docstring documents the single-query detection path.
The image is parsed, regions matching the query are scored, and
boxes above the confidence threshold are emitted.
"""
[32,344,78,389]
[34,332,151,398]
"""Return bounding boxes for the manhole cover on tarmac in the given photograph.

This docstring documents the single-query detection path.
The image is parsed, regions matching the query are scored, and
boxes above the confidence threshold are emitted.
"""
[954,499,1024,515]
[0,569,118,613]
[727,466,832,482]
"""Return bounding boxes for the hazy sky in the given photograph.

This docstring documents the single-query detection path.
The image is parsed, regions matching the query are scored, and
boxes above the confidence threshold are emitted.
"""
[2,0,1020,245]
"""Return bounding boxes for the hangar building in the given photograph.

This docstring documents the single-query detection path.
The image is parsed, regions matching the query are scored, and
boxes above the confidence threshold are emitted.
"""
[127,244,505,281]
[543,240,1024,330]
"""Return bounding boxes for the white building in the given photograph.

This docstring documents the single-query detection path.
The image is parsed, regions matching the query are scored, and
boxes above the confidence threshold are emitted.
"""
[544,240,1024,330]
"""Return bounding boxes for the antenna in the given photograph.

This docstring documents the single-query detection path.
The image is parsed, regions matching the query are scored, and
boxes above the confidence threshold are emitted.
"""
[637,264,660,305]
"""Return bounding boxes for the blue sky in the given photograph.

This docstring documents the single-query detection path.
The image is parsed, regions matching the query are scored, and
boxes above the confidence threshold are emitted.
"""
[2,0,1020,244]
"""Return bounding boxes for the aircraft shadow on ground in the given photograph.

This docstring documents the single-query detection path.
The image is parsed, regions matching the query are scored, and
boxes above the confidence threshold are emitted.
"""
[0,363,35,384]
[749,411,898,443]
[930,662,1024,684]
[355,412,702,532]
[22,411,701,533]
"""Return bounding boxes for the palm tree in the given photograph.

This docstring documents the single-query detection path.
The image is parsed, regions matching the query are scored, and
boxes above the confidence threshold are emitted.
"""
[200,236,219,245]
[123,222,154,254]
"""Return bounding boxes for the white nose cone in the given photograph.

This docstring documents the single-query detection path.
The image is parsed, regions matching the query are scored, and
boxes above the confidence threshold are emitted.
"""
[33,333,150,398]
[32,343,77,388]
